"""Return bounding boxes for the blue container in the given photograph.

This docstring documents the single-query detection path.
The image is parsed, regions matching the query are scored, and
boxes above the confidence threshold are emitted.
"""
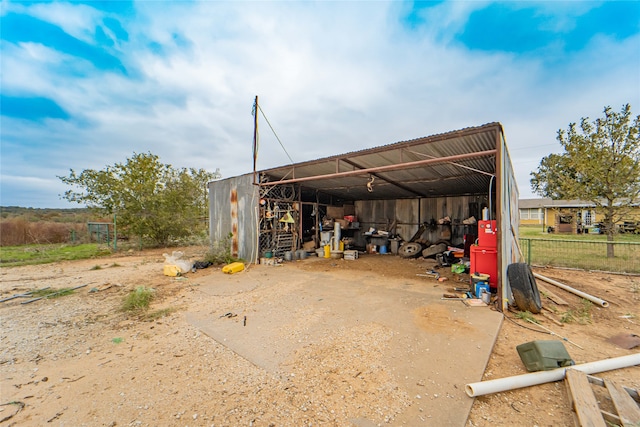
[475,282,490,298]
[379,245,388,254]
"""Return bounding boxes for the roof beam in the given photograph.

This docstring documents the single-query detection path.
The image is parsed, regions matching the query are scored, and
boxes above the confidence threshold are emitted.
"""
[340,158,426,197]
[260,149,497,186]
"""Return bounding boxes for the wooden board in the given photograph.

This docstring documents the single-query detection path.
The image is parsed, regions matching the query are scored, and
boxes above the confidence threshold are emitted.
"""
[537,283,569,305]
[605,378,640,427]
[565,369,606,427]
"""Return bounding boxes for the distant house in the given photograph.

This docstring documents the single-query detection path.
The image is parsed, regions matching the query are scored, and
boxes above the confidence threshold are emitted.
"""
[519,198,640,234]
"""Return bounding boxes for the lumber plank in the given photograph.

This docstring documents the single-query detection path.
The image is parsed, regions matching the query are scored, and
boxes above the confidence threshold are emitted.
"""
[537,283,569,305]
[565,369,606,427]
[587,375,640,403]
[605,379,640,427]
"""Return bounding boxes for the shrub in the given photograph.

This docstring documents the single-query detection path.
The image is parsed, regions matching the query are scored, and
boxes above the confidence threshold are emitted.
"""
[122,286,154,312]
[204,232,241,265]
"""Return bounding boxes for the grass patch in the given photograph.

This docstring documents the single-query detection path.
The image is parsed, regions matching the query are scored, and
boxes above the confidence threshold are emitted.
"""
[0,243,112,267]
[561,299,593,324]
[90,265,102,270]
[122,286,154,312]
[515,311,539,324]
[520,235,640,273]
[110,263,122,268]
[519,225,640,242]
[112,337,124,344]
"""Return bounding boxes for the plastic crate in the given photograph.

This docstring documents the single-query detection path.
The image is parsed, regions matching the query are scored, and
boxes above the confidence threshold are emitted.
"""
[516,340,574,372]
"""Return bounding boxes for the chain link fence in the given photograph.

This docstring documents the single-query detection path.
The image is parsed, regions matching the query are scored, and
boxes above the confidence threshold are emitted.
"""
[520,238,640,274]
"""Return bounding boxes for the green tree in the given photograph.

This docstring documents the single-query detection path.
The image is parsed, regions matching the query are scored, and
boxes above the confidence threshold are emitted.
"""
[59,152,220,247]
[531,104,640,257]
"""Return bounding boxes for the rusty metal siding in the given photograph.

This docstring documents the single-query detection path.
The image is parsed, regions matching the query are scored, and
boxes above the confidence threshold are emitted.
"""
[208,173,259,263]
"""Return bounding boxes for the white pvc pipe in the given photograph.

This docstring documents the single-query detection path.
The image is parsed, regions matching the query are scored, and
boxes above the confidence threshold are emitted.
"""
[533,273,609,307]
[332,222,341,251]
[466,352,640,397]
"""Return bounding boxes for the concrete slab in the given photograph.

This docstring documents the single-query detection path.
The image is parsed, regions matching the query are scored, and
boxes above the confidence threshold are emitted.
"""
[187,262,502,425]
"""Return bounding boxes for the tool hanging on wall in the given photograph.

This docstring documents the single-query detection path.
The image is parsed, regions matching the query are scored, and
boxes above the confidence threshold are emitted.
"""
[279,212,295,223]
[279,211,295,232]
[367,175,375,192]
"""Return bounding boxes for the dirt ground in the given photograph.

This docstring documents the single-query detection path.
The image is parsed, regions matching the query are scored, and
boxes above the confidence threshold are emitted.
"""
[1,246,639,426]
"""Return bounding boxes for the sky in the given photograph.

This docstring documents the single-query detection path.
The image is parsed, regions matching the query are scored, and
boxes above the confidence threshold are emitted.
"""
[1,0,639,209]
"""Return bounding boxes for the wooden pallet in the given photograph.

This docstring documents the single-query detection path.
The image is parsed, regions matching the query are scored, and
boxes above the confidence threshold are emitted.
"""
[565,368,640,427]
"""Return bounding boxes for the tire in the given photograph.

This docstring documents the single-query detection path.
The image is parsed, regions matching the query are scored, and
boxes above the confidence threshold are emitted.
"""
[422,243,448,258]
[507,263,542,314]
[398,242,423,258]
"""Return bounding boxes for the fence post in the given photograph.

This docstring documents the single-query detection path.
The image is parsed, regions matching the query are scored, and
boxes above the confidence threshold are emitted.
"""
[527,238,532,265]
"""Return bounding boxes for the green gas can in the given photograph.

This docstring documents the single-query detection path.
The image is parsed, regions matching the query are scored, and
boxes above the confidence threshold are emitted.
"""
[516,340,574,372]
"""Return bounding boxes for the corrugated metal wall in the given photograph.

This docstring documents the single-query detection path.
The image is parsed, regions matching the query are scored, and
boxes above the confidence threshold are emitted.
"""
[497,130,521,311]
[208,173,259,263]
[355,194,489,246]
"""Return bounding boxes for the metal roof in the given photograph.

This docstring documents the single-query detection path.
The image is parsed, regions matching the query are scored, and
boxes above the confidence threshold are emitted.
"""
[260,122,502,201]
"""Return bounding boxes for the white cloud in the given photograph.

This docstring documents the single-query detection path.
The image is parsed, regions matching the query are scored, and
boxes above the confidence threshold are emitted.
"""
[22,1,103,44]
[1,1,639,206]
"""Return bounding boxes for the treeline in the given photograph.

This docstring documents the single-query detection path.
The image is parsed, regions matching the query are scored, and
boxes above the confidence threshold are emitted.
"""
[0,218,88,246]
[1,206,94,222]
[0,207,110,246]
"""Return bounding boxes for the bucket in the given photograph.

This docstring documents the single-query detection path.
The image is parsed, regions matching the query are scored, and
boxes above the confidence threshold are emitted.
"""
[323,245,331,258]
[481,290,491,304]
[475,282,490,298]
[296,249,308,260]
[379,245,388,254]
[284,251,293,261]
[471,272,490,285]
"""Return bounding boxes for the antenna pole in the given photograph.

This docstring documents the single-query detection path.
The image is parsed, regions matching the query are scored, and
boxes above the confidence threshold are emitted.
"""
[252,95,259,185]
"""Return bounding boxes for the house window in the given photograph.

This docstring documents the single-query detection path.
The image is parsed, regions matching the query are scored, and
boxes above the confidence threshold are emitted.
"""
[520,208,540,220]
[583,210,593,226]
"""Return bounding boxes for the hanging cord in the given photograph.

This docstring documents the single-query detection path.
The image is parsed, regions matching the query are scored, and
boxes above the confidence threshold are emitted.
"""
[257,105,294,164]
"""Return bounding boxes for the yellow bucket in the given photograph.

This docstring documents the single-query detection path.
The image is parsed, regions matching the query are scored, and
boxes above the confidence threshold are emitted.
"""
[222,262,245,274]
[323,245,331,258]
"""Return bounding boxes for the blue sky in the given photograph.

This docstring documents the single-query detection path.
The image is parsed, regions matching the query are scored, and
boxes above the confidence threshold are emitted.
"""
[1,0,639,208]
